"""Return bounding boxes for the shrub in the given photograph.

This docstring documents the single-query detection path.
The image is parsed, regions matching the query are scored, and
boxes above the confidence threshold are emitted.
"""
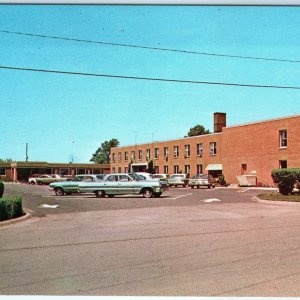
[271,168,300,195]
[217,175,227,186]
[0,196,23,221]
[0,181,4,198]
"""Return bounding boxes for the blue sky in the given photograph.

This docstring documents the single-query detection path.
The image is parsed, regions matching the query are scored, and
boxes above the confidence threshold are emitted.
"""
[1,5,300,163]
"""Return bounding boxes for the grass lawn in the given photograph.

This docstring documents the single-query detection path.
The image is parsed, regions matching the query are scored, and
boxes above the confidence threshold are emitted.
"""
[257,192,300,202]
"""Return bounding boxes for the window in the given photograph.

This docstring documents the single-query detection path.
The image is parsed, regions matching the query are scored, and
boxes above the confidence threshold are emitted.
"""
[118,167,122,173]
[184,145,190,157]
[164,147,169,158]
[241,164,247,175]
[118,152,122,162]
[154,148,159,159]
[107,174,118,181]
[210,142,217,156]
[146,149,151,160]
[196,143,203,156]
[131,151,135,160]
[164,165,169,174]
[279,130,288,148]
[196,164,203,174]
[174,146,179,158]
[0,168,5,176]
[280,160,287,169]
[119,174,132,182]
[124,151,128,161]
[112,153,116,163]
[185,165,190,174]
[174,165,179,173]
[138,150,143,160]
[154,166,159,174]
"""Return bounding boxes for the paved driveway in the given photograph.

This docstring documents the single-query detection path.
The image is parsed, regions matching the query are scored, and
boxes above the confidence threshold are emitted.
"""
[2,183,300,296]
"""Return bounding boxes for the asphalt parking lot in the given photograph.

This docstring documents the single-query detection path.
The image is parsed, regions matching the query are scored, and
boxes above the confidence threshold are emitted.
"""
[4,183,265,217]
[3,183,300,296]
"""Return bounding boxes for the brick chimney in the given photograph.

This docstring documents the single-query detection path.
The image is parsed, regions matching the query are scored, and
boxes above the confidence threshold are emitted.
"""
[214,112,226,133]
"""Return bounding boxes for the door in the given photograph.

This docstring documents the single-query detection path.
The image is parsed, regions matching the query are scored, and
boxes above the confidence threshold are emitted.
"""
[103,174,119,194]
[118,174,134,194]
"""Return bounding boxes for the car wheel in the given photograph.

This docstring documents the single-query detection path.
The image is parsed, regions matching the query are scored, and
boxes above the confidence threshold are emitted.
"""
[197,186,200,189]
[37,181,43,185]
[30,181,36,185]
[95,190,105,198]
[143,188,153,198]
[153,192,162,198]
[55,187,64,196]
[191,186,194,189]
[208,185,211,189]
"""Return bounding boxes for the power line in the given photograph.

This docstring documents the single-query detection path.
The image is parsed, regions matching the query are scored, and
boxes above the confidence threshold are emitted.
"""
[1,29,300,64]
[1,65,300,90]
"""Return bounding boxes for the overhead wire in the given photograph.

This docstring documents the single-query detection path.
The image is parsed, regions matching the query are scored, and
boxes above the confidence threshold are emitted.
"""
[1,29,300,64]
[1,65,300,90]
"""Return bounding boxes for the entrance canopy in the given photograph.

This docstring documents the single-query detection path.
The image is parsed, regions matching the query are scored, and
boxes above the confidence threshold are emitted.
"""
[131,163,148,167]
[205,164,223,171]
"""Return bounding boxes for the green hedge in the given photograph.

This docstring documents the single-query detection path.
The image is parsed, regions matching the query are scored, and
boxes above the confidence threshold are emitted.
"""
[271,168,300,195]
[0,196,23,221]
[0,181,4,198]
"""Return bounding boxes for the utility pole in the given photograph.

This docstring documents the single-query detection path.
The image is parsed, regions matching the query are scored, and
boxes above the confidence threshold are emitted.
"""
[25,143,28,162]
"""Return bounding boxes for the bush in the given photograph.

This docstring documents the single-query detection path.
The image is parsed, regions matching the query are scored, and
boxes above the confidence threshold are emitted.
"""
[271,168,300,195]
[0,181,4,198]
[0,196,23,221]
[217,175,227,186]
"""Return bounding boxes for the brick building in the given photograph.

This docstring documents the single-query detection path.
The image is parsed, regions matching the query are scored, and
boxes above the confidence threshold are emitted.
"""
[110,113,300,186]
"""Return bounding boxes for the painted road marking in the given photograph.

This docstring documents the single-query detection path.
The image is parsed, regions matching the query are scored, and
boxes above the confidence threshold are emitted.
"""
[38,204,59,208]
[170,193,193,200]
[237,188,250,193]
[202,198,221,203]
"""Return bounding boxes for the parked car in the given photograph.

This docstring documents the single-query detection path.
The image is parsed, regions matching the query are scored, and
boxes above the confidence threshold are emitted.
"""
[189,174,216,189]
[168,174,189,187]
[28,174,68,185]
[135,172,158,181]
[151,174,169,180]
[78,173,169,198]
[49,174,105,196]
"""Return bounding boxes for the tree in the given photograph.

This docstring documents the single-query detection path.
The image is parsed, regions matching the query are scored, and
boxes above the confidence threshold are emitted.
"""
[90,139,119,164]
[0,159,12,163]
[187,124,210,137]
[146,160,156,174]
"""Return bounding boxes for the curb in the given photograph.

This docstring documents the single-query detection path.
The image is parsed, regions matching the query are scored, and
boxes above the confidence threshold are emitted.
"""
[0,211,31,228]
[253,196,300,206]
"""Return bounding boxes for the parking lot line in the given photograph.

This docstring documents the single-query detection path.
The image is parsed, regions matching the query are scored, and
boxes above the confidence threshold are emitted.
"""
[169,193,193,200]
[237,188,250,193]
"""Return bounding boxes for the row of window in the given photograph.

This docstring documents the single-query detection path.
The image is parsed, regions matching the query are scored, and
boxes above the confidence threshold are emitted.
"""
[112,164,203,175]
[112,142,217,163]
[112,159,288,175]
[112,129,288,163]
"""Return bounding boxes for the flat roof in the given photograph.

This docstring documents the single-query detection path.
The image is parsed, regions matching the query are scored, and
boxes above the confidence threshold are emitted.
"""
[225,113,300,129]
[112,132,223,150]
[0,161,110,168]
